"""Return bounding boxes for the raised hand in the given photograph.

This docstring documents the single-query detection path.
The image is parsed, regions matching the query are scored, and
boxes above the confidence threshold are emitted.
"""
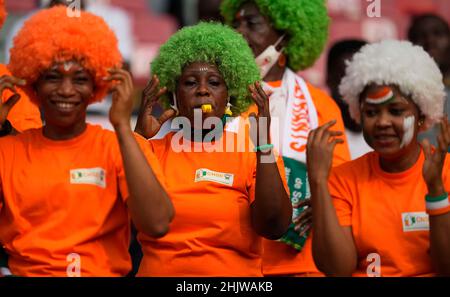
[105,68,135,129]
[422,117,450,196]
[0,75,26,127]
[248,81,272,149]
[134,75,176,139]
[306,120,344,183]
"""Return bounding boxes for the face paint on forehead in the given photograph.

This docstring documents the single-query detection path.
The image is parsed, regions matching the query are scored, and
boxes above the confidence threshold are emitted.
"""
[365,86,396,105]
[51,61,82,73]
[400,115,415,148]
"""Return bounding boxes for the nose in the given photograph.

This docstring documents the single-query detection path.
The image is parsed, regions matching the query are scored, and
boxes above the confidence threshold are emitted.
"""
[57,77,76,97]
[196,80,210,97]
[375,111,392,128]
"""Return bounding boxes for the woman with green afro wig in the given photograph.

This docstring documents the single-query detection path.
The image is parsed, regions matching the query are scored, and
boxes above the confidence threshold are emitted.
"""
[221,0,351,277]
[134,22,292,276]
[151,21,260,115]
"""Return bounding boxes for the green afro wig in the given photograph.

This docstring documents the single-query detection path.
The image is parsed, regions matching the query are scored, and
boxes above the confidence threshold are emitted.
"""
[221,0,329,71]
[151,22,261,115]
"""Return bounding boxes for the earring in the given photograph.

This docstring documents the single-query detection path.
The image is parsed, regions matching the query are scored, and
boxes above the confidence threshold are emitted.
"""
[225,101,233,116]
[171,93,179,115]
[277,53,286,67]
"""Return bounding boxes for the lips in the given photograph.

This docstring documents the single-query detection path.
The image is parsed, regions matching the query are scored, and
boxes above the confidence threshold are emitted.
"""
[193,101,214,109]
[374,134,398,146]
[50,100,81,113]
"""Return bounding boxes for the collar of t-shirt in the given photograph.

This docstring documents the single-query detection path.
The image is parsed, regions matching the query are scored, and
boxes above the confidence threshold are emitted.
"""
[371,149,424,184]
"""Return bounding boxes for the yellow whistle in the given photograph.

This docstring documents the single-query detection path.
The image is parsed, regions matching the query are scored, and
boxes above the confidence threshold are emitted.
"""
[201,104,212,113]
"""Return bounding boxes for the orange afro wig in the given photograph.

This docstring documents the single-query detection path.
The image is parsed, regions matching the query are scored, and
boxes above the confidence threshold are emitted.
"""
[0,0,7,29]
[8,6,122,105]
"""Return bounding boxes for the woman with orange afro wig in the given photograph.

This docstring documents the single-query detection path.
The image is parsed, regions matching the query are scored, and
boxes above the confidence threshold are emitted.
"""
[0,0,42,133]
[0,6,173,276]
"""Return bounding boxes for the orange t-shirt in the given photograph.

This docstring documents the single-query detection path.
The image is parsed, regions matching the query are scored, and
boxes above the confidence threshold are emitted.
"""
[0,124,166,276]
[329,150,450,276]
[137,130,289,276]
[248,81,351,275]
[1,64,42,132]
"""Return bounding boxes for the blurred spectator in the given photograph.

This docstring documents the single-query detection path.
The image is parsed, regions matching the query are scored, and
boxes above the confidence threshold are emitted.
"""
[326,39,372,159]
[408,13,450,146]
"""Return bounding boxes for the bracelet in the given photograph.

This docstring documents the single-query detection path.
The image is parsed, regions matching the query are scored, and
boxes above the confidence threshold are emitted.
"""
[425,192,450,216]
[253,143,274,152]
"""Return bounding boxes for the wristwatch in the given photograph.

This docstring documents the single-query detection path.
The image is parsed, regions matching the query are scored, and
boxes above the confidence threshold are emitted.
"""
[0,119,13,137]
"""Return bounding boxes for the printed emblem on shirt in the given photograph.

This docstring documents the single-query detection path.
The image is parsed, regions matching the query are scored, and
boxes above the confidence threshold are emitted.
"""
[402,212,429,232]
[194,168,234,186]
[70,168,106,188]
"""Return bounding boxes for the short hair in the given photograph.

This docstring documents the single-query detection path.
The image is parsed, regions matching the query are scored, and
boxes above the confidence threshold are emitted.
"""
[339,40,445,129]
[151,22,260,115]
[220,0,329,72]
[408,13,450,42]
[8,6,122,105]
[326,39,367,74]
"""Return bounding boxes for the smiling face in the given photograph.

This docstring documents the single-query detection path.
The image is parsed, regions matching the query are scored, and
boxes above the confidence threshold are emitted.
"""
[176,62,228,126]
[360,84,423,158]
[36,61,94,131]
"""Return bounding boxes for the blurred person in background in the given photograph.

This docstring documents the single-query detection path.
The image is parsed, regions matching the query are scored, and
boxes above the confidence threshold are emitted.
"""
[408,13,450,148]
[326,39,372,159]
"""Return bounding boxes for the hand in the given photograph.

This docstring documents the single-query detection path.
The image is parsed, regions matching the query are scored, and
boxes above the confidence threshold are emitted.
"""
[105,68,134,129]
[422,117,450,196]
[293,199,312,237]
[248,81,273,148]
[306,120,344,183]
[0,75,26,127]
[134,75,176,139]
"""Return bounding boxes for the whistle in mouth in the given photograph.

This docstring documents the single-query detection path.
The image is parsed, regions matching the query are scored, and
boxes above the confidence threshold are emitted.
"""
[201,104,212,113]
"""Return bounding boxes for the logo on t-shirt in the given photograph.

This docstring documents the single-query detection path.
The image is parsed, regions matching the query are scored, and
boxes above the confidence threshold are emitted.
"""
[402,212,429,232]
[70,168,106,188]
[194,168,234,186]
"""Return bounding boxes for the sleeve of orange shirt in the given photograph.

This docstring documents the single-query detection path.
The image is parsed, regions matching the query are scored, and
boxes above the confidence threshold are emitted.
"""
[328,164,354,227]
[307,83,351,167]
[116,133,167,203]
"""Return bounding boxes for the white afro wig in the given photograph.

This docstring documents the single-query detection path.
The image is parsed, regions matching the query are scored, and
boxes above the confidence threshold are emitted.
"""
[339,40,445,129]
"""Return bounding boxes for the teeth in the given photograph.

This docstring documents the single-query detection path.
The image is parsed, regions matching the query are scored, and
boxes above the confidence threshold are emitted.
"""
[55,102,76,109]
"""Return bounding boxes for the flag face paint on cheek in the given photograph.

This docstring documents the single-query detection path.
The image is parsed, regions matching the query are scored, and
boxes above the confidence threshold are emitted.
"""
[400,115,415,148]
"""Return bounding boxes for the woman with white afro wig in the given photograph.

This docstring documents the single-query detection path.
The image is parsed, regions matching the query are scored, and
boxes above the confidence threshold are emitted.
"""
[305,39,450,276]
